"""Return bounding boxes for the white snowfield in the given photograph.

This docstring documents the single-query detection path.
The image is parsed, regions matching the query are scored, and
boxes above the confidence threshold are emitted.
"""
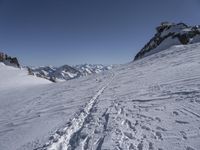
[1,43,200,150]
[0,63,51,91]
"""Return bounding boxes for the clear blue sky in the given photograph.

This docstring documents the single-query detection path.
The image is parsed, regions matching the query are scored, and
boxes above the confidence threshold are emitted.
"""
[0,0,199,66]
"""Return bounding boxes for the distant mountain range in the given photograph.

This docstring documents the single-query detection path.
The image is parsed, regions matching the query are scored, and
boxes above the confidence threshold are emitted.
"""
[74,64,112,75]
[29,64,112,82]
[1,22,200,83]
[134,22,200,60]
[0,51,113,82]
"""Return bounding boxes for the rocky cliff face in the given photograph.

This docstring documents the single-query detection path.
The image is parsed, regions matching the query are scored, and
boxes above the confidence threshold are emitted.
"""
[0,52,20,68]
[134,22,200,60]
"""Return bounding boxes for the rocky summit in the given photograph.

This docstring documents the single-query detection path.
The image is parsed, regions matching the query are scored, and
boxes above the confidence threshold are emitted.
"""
[134,22,200,60]
[0,52,20,68]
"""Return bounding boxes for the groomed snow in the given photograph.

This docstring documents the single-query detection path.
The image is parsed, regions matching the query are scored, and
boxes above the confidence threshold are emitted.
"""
[1,43,200,150]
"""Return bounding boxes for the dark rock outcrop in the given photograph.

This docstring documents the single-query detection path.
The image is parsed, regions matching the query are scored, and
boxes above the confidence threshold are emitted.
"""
[0,52,20,67]
[134,22,200,60]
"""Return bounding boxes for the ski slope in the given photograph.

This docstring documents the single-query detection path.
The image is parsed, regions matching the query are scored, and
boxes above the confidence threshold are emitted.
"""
[1,43,200,150]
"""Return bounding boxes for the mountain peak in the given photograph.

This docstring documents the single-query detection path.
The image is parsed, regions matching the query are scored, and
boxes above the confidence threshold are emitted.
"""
[0,52,20,68]
[134,22,200,60]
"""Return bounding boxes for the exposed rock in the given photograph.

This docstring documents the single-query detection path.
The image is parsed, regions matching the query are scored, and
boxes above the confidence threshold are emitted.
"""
[134,22,200,60]
[0,52,20,68]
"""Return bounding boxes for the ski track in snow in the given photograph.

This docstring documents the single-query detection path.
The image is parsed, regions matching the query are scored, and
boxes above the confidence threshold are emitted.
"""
[35,73,115,150]
[0,71,114,150]
[34,44,200,150]
[1,43,200,150]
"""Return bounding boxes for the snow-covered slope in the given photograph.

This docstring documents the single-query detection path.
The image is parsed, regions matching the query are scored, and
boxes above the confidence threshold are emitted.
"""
[0,63,50,91]
[0,69,113,150]
[1,42,200,150]
[134,22,200,60]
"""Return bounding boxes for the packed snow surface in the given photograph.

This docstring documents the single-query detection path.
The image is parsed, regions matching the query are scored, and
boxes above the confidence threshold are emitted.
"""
[1,43,200,150]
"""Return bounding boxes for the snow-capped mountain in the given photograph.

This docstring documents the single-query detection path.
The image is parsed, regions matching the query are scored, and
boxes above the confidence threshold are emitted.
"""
[29,65,81,82]
[51,65,82,82]
[134,22,200,60]
[30,64,112,82]
[74,64,112,76]
[28,66,57,81]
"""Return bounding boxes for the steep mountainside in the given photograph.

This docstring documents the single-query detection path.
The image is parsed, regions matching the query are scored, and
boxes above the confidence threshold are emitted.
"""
[134,22,200,60]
